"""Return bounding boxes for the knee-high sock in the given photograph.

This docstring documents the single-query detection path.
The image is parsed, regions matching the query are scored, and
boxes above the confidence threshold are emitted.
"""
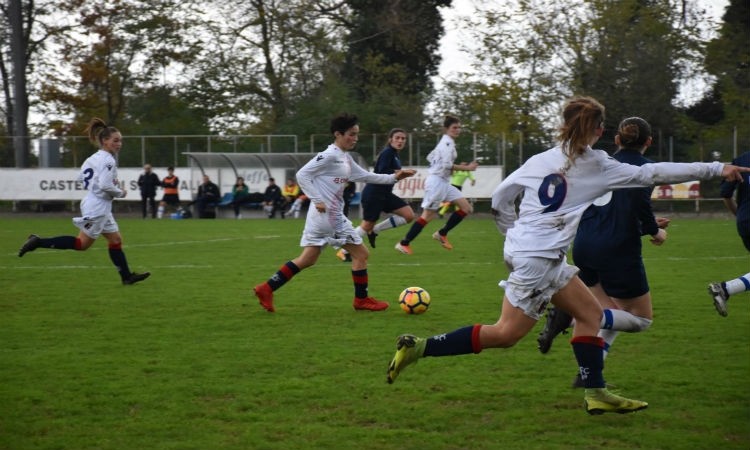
[601,309,652,332]
[401,217,427,245]
[424,324,482,356]
[725,272,750,296]
[571,336,606,389]
[352,269,368,299]
[440,210,467,235]
[374,215,407,233]
[39,236,81,250]
[597,329,619,360]
[108,243,131,279]
[267,261,301,291]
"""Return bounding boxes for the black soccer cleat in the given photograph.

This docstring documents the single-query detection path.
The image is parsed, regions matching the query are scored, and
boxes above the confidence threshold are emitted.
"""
[123,272,151,285]
[367,232,378,248]
[19,234,41,257]
[537,306,572,354]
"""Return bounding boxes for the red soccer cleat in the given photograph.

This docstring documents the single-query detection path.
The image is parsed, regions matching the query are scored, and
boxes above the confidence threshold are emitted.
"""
[353,297,389,311]
[254,283,275,312]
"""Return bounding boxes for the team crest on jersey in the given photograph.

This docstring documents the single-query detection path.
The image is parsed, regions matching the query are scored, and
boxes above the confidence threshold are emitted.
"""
[316,154,325,161]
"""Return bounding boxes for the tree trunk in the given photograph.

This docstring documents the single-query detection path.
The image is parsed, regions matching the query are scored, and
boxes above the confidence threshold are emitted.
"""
[9,0,29,167]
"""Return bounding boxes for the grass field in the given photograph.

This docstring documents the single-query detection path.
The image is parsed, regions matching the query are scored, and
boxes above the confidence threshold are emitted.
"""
[1,216,748,450]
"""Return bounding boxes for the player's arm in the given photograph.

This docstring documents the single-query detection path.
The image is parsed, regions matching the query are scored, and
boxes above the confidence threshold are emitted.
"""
[100,166,125,199]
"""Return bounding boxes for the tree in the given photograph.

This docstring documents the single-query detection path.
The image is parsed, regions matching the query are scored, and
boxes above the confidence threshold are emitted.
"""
[39,0,198,137]
[182,0,348,134]
[1,0,72,167]
[444,0,711,158]
[703,0,750,137]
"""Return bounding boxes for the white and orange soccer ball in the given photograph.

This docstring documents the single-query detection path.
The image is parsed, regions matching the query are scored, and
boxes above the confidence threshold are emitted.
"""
[398,287,431,314]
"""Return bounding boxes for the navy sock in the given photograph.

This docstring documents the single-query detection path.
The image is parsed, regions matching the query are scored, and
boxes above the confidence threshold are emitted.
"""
[40,236,78,249]
[402,218,426,245]
[440,210,466,235]
[352,269,368,299]
[108,245,131,279]
[267,261,300,291]
[424,325,482,357]
[571,336,606,388]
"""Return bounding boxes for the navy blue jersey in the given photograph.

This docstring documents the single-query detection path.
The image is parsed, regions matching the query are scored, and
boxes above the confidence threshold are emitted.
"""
[573,149,658,269]
[720,151,750,226]
[363,145,402,195]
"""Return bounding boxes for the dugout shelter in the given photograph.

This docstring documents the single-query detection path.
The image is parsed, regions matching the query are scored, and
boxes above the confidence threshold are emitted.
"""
[183,152,368,217]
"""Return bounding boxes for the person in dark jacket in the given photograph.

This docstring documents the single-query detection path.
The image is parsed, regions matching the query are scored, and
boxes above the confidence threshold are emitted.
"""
[138,164,161,218]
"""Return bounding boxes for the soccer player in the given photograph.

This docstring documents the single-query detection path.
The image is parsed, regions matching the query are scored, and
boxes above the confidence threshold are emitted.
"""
[395,115,477,254]
[336,128,415,262]
[536,117,671,387]
[17,118,151,286]
[708,150,750,316]
[253,113,415,312]
[438,163,475,217]
[386,96,750,414]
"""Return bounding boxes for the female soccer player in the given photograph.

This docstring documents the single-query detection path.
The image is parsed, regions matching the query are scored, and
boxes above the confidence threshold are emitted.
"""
[395,115,477,254]
[336,128,415,261]
[18,118,150,285]
[708,150,750,316]
[537,117,671,387]
[386,96,749,414]
[253,113,415,312]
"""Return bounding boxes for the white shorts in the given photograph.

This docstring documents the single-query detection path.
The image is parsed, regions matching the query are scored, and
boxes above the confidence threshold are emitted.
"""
[300,209,363,249]
[421,175,463,210]
[502,253,579,320]
[72,214,119,239]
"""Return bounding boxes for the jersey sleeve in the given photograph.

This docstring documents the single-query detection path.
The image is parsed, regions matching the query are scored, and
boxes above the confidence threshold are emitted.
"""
[604,157,723,189]
[491,172,524,234]
[349,155,397,184]
[296,153,326,205]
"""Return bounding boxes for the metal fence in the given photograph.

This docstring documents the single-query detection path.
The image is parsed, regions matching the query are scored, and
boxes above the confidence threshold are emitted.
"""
[1,129,746,175]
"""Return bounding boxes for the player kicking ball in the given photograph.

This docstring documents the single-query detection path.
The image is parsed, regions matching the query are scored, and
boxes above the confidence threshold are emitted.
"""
[253,113,415,312]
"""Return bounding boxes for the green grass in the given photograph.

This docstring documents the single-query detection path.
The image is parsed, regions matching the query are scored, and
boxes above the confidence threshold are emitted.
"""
[1,216,748,450]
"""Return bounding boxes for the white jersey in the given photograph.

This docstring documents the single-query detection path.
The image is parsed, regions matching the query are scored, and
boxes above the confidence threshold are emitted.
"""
[426,134,457,180]
[492,145,723,258]
[297,144,397,237]
[77,150,125,217]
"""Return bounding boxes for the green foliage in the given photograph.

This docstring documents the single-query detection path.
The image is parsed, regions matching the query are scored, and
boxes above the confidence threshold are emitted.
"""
[0,217,748,449]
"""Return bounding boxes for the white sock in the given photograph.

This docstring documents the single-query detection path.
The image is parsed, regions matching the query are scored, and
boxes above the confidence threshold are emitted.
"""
[725,272,750,296]
[601,309,652,332]
[157,205,164,219]
[598,329,619,360]
[355,226,366,238]
[373,215,407,233]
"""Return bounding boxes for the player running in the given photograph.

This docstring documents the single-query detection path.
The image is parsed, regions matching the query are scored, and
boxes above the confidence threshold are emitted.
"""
[395,115,477,254]
[18,118,151,286]
[336,128,415,261]
[386,96,750,414]
[253,113,415,312]
[536,117,670,388]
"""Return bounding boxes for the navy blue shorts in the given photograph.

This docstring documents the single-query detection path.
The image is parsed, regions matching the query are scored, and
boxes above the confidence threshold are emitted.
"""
[738,218,750,252]
[361,190,408,222]
[577,259,650,299]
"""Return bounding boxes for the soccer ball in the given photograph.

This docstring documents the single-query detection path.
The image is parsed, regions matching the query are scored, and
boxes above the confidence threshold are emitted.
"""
[399,287,431,314]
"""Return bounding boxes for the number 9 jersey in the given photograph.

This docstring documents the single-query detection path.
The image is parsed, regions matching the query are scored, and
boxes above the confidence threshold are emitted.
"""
[491,145,723,259]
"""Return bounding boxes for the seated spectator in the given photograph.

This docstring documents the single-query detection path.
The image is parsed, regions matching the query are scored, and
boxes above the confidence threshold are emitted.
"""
[191,175,221,218]
[281,178,300,216]
[231,177,250,219]
[262,177,284,218]
[288,190,309,218]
